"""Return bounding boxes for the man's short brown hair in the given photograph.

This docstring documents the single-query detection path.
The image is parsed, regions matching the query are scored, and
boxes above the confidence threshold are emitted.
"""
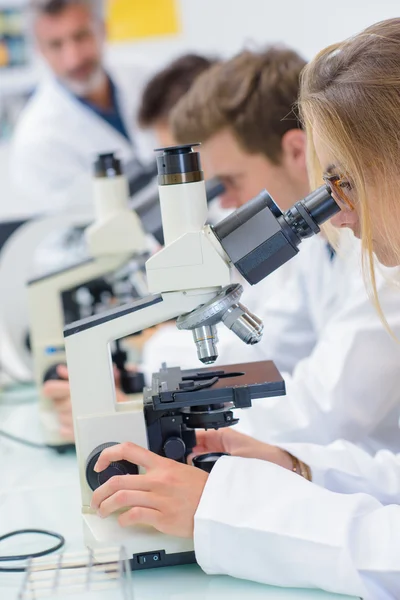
[138,53,218,128]
[170,47,306,164]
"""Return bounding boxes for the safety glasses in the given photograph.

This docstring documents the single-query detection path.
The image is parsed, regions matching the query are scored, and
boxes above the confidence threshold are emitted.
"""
[322,173,355,211]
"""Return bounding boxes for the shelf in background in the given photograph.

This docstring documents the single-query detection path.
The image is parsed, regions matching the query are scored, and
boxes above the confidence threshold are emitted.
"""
[0,64,38,94]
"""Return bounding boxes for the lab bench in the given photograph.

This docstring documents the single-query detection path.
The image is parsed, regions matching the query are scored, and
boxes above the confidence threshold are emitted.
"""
[0,386,359,600]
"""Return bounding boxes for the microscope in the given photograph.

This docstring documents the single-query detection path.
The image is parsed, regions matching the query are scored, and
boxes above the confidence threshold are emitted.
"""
[0,159,161,388]
[64,143,340,569]
[27,153,151,450]
[27,153,224,451]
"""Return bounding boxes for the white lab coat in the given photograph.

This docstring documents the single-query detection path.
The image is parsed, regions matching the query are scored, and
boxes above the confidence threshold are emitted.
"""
[237,233,400,454]
[194,453,400,600]
[142,233,400,454]
[10,62,156,215]
[281,438,400,504]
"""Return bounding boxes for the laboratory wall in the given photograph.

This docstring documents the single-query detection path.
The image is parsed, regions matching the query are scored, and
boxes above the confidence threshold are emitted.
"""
[107,0,400,66]
[1,0,399,218]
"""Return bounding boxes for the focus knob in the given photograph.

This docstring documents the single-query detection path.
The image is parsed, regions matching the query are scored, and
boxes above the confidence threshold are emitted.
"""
[86,442,138,491]
[163,437,186,461]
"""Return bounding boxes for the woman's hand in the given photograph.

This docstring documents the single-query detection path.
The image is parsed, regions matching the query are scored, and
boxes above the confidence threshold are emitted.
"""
[90,433,297,538]
[91,442,208,538]
[193,428,293,470]
[42,365,129,440]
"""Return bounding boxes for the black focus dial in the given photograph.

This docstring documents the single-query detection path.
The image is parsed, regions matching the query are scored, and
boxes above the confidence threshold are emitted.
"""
[163,436,186,461]
[86,442,139,491]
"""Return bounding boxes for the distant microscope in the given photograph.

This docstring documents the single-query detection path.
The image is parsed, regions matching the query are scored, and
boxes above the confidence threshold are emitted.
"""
[27,153,151,450]
[64,144,340,569]
[0,211,91,386]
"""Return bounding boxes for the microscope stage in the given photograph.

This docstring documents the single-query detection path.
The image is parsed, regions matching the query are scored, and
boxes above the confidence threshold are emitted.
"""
[149,360,286,410]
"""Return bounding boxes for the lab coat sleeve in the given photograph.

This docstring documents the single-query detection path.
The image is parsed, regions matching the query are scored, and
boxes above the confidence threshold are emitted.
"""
[279,439,400,506]
[239,271,400,448]
[195,456,400,600]
[214,262,317,375]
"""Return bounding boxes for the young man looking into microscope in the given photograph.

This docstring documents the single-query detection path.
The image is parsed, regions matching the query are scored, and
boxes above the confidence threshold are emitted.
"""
[142,46,400,452]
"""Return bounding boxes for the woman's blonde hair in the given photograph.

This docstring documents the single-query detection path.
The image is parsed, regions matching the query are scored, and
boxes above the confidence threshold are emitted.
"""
[299,18,400,329]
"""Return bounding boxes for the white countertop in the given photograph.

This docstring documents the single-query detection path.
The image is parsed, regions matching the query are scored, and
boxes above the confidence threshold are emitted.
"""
[0,387,360,600]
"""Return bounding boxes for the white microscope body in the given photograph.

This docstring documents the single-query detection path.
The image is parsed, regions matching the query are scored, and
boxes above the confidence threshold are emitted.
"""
[28,154,148,449]
[65,144,339,568]
[65,145,233,564]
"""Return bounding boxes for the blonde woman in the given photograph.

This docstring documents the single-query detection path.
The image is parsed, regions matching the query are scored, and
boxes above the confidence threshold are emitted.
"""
[90,19,400,600]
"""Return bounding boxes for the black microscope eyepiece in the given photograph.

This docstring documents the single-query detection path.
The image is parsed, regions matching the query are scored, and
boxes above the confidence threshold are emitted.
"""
[155,144,203,186]
[213,184,340,285]
[94,153,122,178]
[284,185,339,239]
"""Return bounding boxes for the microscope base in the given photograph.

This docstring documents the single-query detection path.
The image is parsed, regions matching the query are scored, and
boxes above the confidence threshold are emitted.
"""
[83,512,196,570]
[129,550,196,571]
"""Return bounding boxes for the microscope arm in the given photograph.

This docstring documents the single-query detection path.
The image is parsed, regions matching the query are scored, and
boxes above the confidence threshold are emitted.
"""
[65,289,218,506]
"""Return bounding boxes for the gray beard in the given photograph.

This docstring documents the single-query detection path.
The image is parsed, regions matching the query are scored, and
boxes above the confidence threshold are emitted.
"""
[61,64,107,98]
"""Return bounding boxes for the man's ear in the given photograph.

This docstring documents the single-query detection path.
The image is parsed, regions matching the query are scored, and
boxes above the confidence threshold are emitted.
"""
[281,129,307,168]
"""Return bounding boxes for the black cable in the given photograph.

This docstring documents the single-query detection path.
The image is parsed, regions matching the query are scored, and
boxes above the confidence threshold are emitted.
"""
[0,529,65,572]
[0,429,47,449]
